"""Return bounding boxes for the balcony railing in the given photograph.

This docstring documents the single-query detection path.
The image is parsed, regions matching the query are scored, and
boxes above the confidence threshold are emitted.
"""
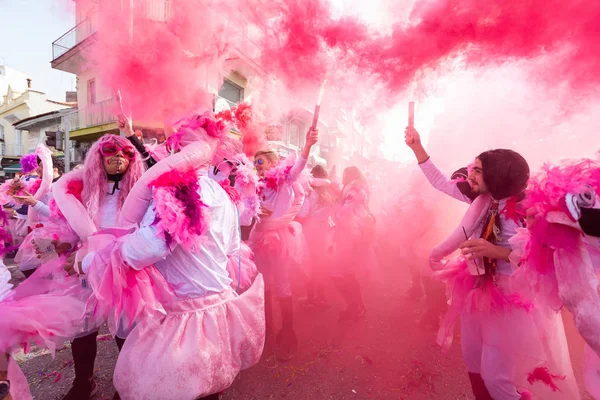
[52,1,172,61]
[68,98,116,132]
[141,0,173,21]
[52,17,97,61]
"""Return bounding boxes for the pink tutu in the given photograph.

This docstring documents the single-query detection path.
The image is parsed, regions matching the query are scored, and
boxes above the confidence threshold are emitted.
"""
[249,221,305,297]
[113,274,265,400]
[84,229,176,335]
[436,259,579,399]
[0,263,89,400]
[0,293,86,354]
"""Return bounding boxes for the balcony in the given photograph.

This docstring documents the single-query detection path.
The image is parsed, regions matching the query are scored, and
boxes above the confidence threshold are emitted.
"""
[51,0,172,74]
[68,98,116,134]
[52,17,96,62]
[51,17,97,73]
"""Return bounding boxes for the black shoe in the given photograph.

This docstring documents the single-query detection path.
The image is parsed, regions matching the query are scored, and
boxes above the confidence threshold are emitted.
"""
[275,329,298,362]
[62,379,98,400]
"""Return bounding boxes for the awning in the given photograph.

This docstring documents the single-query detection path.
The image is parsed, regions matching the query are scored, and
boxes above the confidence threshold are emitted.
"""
[3,163,22,173]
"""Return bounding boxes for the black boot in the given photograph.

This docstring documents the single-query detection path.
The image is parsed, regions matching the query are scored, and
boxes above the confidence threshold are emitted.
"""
[264,289,274,336]
[468,373,493,400]
[335,276,366,321]
[62,332,99,400]
[276,297,297,361]
[419,277,447,329]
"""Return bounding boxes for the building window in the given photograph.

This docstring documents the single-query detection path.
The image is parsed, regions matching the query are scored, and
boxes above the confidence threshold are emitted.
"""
[0,143,5,156]
[15,130,22,153]
[87,79,96,105]
[0,124,4,140]
[288,120,305,148]
[218,80,244,104]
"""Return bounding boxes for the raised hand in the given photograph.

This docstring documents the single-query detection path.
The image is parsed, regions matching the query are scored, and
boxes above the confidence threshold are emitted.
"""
[117,114,134,137]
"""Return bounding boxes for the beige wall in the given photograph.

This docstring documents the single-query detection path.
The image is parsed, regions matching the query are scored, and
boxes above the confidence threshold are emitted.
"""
[0,91,69,156]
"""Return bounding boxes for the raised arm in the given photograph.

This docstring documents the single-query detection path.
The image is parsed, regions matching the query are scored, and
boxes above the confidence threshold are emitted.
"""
[405,126,471,203]
[289,128,319,181]
[117,114,156,168]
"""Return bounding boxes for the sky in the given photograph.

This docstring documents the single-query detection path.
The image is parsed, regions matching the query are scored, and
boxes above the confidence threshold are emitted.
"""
[0,0,75,102]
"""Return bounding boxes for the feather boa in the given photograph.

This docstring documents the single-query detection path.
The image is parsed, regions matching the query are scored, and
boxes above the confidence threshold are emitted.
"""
[525,158,600,223]
[219,180,242,205]
[232,153,261,193]
[263,163,293,191]
[150,168,207,249]
[261,154,312,192]
[230,153,261,223]
[519,158,600,356]
[167,112,227,152]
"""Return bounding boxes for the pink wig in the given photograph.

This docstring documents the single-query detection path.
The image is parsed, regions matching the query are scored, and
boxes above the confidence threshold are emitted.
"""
[82,134,145,225]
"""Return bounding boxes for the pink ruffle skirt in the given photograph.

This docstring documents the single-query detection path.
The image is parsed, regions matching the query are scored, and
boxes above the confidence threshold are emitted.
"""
[113,274,265,400]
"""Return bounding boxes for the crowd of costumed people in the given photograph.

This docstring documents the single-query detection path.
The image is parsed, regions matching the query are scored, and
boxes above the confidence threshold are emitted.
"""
[0,108,599,400]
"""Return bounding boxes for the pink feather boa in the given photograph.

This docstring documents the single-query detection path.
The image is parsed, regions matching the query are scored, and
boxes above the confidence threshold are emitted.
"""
[525,158,600,224]
[518,158,600,356]
[150,168,208,249]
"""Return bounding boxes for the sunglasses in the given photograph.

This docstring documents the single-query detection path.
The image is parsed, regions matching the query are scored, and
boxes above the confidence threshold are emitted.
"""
[254,158,264,166]
[100,142,136,160]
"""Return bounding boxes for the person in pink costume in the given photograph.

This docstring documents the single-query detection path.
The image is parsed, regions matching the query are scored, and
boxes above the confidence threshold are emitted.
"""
[12,147,65,278]
[330,166,375,321]
[76,113,265,400]
[405,126,580,399]
[248,127,318,361]
[34,134,144,400]
[0,205,88,400]
[296,165,335,308]
[511,158,600,399]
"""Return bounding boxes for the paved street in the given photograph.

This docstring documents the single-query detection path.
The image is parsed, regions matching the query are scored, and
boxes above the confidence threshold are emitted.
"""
[10,262,593,400]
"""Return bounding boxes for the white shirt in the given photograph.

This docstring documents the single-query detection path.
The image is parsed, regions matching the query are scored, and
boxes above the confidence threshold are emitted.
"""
[259,157,307,219]
[120,174,239,299]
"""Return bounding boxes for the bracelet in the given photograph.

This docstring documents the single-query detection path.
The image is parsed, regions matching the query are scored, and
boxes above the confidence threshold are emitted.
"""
[417,156,431,165]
